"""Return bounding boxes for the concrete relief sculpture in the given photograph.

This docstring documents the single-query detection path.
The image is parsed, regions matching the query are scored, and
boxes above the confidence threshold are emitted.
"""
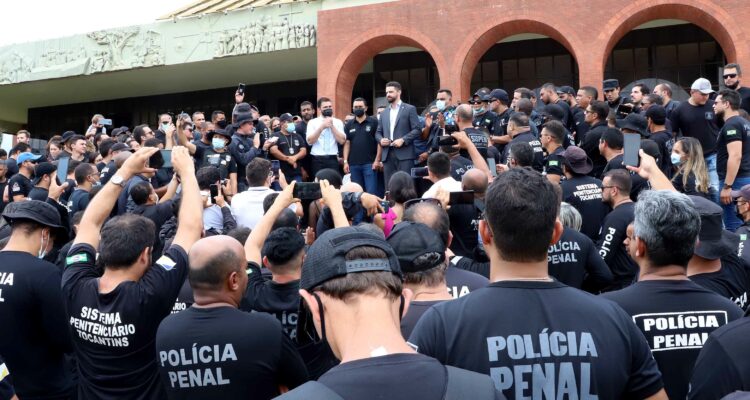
[214,16,316,58]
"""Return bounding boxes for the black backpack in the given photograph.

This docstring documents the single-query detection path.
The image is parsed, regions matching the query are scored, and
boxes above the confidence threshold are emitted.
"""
[275,365,502,399]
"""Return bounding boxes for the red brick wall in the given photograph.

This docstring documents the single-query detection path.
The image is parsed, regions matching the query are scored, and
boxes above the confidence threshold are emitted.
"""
[317,0,750,117]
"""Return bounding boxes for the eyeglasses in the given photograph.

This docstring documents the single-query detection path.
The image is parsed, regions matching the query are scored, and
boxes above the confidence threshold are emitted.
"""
[404,197,441,210]
[724,73,738,79]
[584,109,594,114]
[601,186,620,191]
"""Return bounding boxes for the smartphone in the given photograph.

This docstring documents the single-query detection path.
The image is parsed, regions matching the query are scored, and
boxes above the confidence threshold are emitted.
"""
[209,183,220,205]
[623,133,641,167]
[450,190,475,205]
[99,118,112,126]
[57,157,69,184]
[411,167,429,178]
[380,200,390,214]
[293,182,322,200]
[237,83,246,96]
[160,150,172,169]
[487,158,497,177]
[616,103,634,117]
[271,160,280,178]
[438,135,458,146]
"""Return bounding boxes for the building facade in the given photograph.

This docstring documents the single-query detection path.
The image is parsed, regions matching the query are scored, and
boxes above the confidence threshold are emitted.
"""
[0,0,747,138]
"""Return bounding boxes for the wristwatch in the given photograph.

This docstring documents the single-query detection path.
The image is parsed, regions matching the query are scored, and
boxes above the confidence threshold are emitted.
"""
[110,174,126,187]
[724,183,733,190]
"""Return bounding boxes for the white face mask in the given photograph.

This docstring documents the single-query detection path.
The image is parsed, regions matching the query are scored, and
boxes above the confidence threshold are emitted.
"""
[38,230,49,259]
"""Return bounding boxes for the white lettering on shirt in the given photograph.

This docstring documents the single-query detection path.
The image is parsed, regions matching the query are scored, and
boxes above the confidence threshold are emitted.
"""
[69,307,136,347]
[0,272,14,302]
[159,343,237,389]
[633,311,728,352]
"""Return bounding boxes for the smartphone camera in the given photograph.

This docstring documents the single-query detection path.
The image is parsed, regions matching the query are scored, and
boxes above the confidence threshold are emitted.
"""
[411,167,429,178]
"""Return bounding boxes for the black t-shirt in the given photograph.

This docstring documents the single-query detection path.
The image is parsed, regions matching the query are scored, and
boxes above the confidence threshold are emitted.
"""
[548,227,613,292]
[649,130,673,172]
[688,316,750,399]
[445,266,488,298]
[61,243,190,399]
[0,355,15,400]
[690,253,750,310]
[672,171,712,198]
[736,224,750,268]
[561,175,610,242]
[28,186,48,201]
[319,353,492,400]
[409,280,664,399]
[239,262,301,340]
[738,87,750,115]
[0,251,73,399]
[401,300,445,339]
[270,132,306,177]
[580,122,609,179]
[670,100,719,155]
[67,188,91,216]
[344,116,379,165]
[571,106,588,145]
[716,115,750,179]
[492,108,512,152]
[134,200,177,257]
[544,146,565,177]
[502,131,544,172]
[461,127,490,159]
[195,147,238,181]
[156,306,308,399]
[602,154,651,201]
[448,201,482,258]
[7,174,32,202]
[602,280,743,400]
[473,110,498,136]
[100,160,116,185]
[597,202,638,290]
[170,279,194,314]
[449,155,473,181]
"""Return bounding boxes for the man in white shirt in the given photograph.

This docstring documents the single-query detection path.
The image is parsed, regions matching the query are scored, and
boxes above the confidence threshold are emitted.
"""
[306,97,346,177]
[231,158,281,229]
[422,152,462,199]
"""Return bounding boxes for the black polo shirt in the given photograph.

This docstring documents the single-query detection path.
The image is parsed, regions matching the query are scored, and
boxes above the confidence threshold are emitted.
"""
[449,155,473,181]
[597,202,637,290]
[502,131,544,172]
[716,115,750,179]
[690,253,750,311]
[688,316,750,399]
[561,175,610,241]
[544,146,565,178]
[670,100,719,155]
[548,227,613,292]
[473,110,498,136]
[7,174,32,202]
[344,116,379,165]
[239,262,301,340]
[270,132,306,177]
[602,154,651,201]
[461,127,490,159]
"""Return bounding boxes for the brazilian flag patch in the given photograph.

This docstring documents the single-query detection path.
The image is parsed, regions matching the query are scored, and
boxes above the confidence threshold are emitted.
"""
[66,253,89,265]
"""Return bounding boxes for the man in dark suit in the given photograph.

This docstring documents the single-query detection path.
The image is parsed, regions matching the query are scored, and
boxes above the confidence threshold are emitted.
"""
[375,81,421,186]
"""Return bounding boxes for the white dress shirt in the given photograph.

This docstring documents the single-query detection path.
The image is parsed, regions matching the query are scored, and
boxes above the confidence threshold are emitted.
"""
[422,176,462,199]
[306,116,344,156]
[231,186,296,229]
[388,100,402,140]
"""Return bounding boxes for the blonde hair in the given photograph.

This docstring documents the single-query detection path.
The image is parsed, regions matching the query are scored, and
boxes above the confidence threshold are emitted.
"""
[673,137,709,194]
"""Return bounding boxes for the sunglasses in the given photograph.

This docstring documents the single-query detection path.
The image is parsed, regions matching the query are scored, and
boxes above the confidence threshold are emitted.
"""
[724,73,738,79]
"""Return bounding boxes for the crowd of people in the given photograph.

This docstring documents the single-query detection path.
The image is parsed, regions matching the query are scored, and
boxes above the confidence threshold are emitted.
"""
[0,63,750,399]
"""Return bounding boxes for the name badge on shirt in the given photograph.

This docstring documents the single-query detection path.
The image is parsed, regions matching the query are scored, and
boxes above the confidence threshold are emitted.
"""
[366,126,372,132]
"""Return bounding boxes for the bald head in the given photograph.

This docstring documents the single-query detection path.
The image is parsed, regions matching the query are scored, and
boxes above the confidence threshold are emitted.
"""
[462,168,488,194]
[188,235,245,292]
[341,182,363,193]
[114,151,132,169]
[456,104,473,122]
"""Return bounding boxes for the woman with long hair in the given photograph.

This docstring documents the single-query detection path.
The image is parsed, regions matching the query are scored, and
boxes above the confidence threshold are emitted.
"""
[671,137,711,198]
[46,137,63,162]
[374,171,418,237]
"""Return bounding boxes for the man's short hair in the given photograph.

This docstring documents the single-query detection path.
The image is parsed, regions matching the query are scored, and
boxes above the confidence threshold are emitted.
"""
[600,128,624,150]
[189,241,245,291]
[211,110,225,121]
[403,202,450,245]
[645,94,663,107]
[316,246,402,301]
[633,83,651,95]
[427,152,451,179]
[262,192,280,213]
[579,86,598,100]
[541,83,556,93]
[67,159,81,175]
[74,163,96,185]
[515,88,535,99]
[99,139,116,158]
[272,209,299,231]
[718,89,742,110]
[485,168,559,262]
[317,97,332,109]
[262,227,305,273]
[508,112,529,127]
[455,104,473,122]
[192,111,204,119]
[516,99,533,116]
[403,255,447,287]
[386,81,402,91]
[724,63,742,76]
[246,158,272,187]
[603,169,632,195]
[352,97,367,106]
[130,181,153,206]
[635,191,700,267]
[656,83,673,97]
[590,100,609,121]
[542,120,565,144]
[226,227,251,244]
[10,143,30,156]
[196,166,221,190]
[510,142,534,167]
[300,101,313,109]
[437,89,452,98]
[16,130,30,139]
[100,214,156,269]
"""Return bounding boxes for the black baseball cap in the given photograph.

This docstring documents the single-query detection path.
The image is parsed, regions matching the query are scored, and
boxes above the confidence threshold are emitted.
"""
[2,200,69,243]
[644,104,667,125]
[489,89,509,105]
[556,86,575,96]
[33,162,57,184]
[300,226,402,291]
[386,222,445,273]
[111,143,135,153]
[542,104,565,121]
[279,113,294,123]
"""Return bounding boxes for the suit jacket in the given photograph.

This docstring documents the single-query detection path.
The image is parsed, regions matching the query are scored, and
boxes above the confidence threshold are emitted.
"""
[375,102,421,161]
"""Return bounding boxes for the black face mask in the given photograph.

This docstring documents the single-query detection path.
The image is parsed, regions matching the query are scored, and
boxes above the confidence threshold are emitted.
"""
[216,120,228,129]
[322,109,333,118]
[273,127,281,133]
[353,109,365,117]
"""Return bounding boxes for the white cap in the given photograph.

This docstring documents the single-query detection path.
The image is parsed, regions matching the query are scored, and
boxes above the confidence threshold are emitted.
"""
[691,78,714,94]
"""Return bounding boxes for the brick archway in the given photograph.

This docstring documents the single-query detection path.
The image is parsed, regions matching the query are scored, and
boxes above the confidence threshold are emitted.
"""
[453,18,583,101]
[320,26,448,118]
[587,0,747,91]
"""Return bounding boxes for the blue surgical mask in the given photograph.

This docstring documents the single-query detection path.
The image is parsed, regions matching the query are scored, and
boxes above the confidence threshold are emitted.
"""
[473,107,485,116]
[286,123,296,134]
[212,137,226,150]
[436,100,446,111]
[670,152,682,166]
